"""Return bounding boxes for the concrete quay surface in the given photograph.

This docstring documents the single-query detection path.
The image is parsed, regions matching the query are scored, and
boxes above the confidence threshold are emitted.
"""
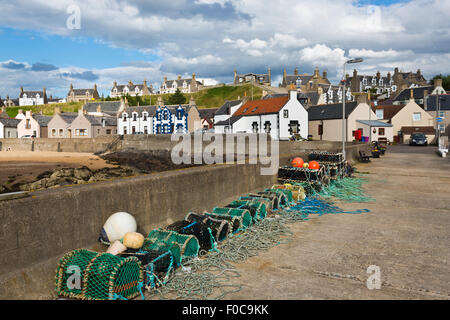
[226,145,450,299]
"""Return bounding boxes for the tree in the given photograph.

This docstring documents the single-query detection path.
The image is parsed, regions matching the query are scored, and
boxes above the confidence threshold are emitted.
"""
[167,88,186,105]
[430,74,450,91]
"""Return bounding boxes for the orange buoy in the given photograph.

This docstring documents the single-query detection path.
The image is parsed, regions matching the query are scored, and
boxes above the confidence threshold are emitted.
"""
[291,157,304,168]
[309,161,320,170]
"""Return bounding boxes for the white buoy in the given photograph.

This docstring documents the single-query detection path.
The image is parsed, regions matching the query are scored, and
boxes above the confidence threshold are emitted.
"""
[102,212,137,243]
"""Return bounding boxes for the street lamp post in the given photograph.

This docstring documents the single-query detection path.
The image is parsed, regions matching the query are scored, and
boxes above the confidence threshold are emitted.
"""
[342,58,363,161]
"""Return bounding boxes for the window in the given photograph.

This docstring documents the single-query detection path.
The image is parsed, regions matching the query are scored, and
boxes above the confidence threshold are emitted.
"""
[106,129,112,135]
[252,122,258,133]
[132,126,136,134]
[123,114,127,121]
[392,85,397,92]
[224,125,230,133]
[283,110,289,118]
[176,124,184,133]
[59,129,63,136]
[289,121,299,134]
[26,119,31,129]
[378,128,385,136]
[264,121,271,133]
[296,78,302,89]
[124,128,127,135]
[363,78,367,85]
[318,124,323,136]
[413,112,422,121]
[438,124,445,133]
[52,129,56,137]
[75,129,87,136]
[376,109,384,120]
[144,126,148,134]
[133,113,137,121]
[97,129,100,134]
[439,111,445,118]
[143,113,148,121]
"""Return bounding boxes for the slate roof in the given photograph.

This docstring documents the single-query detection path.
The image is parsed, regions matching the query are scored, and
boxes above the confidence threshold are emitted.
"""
[20,91,45,98]
[233,97,289,116]
[58,113,78,123]
[163,78,202,88]
[371,105,405,120]
[83,101,123,113]
[71,89,96,96]
[426,94,450,111]
[394,86,434,102]
[215,100,242,116]
[32,114,52,127]
[237,73,270,83]
[84,115,117,126]
[356,120,393,127]
[121,106,158,117]
[308,101,358,121]
[198,108,218,120]
[214,115,243,126]
[0,118,21,127]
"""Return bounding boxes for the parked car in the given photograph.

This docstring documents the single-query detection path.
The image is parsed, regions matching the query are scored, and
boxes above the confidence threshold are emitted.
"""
[409,132,428,146]
[21,135,35,139]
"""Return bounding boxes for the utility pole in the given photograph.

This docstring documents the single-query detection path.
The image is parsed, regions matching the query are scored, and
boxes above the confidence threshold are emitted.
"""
[342,58,363,160]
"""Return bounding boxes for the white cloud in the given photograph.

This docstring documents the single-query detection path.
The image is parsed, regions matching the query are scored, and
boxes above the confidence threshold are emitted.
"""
[0,0,449,96]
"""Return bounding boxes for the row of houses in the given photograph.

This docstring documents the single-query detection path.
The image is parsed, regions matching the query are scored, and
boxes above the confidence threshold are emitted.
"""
[1,84,448,143]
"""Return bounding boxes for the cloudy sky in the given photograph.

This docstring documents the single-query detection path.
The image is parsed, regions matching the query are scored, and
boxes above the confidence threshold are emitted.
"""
[0,0,449,98]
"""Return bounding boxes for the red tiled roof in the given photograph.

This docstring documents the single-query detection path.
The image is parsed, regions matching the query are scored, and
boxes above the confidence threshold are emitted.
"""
[371,104,405,120]
[233,96,289,116]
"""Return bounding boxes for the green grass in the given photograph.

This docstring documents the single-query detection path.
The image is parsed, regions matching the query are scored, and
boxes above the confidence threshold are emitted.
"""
[6,101,84,118]
[3,84,263,117]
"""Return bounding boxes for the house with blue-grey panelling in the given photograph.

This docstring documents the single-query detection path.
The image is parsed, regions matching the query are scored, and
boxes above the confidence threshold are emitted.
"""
[118,96,201,135]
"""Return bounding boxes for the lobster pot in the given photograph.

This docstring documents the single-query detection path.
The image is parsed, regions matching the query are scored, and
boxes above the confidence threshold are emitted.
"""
[245,193,279,210]
[147,229,200,259]
[143,250,175,289]
[258,191,288,207]
[272,184,306,202]
[211,207,252,230]
[266,188,293,203]
[204,212,242,234]
[55,249,143,301]
[226,200,267,221]
[185,212,230,242]
[141,239,182,267]
[237,197,273,215]
[166,220,215,251]
[308,151,343,163]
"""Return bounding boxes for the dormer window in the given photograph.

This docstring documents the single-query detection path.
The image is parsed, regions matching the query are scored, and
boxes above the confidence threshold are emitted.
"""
[132,113,137,121]
[123,113,128,121]
[372,78,377,85]
[143,113,148,121]
[379,79,383,86]
[363,78,367,85]
[183,82,187,88]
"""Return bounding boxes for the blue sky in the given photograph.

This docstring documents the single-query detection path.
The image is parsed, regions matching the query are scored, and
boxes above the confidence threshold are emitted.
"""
[0,0,448,98]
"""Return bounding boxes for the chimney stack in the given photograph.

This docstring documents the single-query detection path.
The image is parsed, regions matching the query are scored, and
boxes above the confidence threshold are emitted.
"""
[434,78,443,89]
[323,71,328,79]
[164,76,167,83]
[314,67,319,78]
[356,93,369,105]
[178,75,182,80]
[294,68,298,76]
[424,89,429,110]
[410,89,414,100]
[20,86,24,93]
[54,106,61,114]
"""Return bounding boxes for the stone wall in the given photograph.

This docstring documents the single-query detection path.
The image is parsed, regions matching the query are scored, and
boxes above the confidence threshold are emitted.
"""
[0,162,277,299]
